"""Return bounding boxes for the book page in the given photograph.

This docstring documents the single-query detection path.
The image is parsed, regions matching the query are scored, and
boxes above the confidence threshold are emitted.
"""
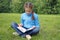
[17,27,27,33]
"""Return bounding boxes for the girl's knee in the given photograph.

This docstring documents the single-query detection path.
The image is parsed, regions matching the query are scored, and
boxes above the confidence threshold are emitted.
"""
[11,22,18,28]
[11,22,15,27]
[30,27,40,35]
[33,27,40,33]
[34,27,40,31]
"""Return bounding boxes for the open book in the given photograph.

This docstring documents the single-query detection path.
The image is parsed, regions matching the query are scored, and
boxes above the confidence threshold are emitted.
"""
[17,27,32,33]
[17,27,27,33]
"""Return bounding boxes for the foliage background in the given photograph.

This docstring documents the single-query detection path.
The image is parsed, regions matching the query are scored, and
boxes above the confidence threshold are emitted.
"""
[0,0,60,14]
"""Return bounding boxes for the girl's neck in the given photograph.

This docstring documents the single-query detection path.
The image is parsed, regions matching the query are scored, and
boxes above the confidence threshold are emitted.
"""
[26,13,32,16]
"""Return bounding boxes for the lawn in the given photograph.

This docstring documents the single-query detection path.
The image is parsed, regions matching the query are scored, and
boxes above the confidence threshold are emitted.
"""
[0,13,60,40]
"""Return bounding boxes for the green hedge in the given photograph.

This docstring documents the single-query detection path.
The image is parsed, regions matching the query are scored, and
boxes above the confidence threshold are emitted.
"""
[0,0,60,14]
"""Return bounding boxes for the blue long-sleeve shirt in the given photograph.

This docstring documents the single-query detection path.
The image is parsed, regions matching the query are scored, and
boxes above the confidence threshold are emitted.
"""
[21,13,40,28]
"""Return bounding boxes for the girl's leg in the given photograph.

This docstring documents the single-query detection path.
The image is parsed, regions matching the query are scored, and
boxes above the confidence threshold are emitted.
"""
[25,27,39,40]
[11,22,22,35]
[11,22,27,37]
[27,27,40,35]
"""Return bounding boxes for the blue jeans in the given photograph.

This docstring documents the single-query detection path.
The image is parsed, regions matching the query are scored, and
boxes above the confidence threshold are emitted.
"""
[11,22,39,37]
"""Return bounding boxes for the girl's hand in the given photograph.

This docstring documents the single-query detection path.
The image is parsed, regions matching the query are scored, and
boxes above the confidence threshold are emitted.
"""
[18,24,23,27]
[27,26,36,31]
[32,26,36,29]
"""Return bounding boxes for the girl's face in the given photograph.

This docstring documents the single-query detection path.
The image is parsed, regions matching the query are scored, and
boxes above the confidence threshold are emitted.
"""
[25,8,32,14]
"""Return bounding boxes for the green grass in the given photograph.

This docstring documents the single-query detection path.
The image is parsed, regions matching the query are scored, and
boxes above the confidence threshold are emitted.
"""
[0,13,60,40]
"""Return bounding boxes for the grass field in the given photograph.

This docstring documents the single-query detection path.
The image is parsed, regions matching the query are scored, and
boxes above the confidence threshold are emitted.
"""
[0,13,60,40]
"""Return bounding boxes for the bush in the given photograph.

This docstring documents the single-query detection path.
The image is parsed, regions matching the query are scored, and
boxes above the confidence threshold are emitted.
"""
[0,0,60,14]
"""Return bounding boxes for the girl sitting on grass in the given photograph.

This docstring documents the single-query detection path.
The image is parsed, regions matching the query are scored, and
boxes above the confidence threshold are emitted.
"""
[11,2,40,40]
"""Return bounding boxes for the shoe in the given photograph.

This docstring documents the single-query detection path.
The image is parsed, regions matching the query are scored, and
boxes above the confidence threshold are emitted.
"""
[26,35,32,40]
[13,32,19,36]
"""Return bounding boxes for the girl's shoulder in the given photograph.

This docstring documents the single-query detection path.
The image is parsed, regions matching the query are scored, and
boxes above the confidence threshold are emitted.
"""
[21,13,26,16]
[34,13,38,17]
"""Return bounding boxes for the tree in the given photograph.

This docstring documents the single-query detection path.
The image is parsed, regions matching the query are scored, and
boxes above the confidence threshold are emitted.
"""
[0,0,11,13]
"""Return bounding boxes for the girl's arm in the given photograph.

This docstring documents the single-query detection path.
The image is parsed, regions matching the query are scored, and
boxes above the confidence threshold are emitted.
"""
[34,15,40,28]
[18,14,24,27]
[27,14,40,30]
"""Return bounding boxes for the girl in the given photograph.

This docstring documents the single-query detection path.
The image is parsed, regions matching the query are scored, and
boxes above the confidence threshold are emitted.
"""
[11,2,40,40]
